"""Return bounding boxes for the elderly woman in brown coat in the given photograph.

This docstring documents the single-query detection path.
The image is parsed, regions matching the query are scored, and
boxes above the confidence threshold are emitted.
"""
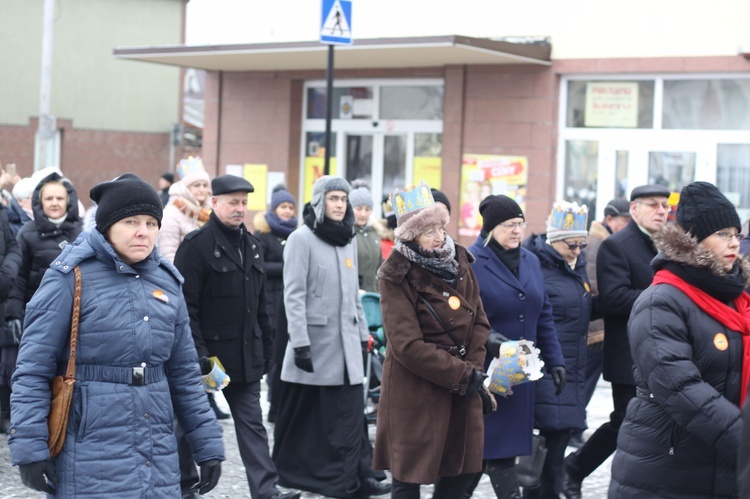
[373,182,499,498]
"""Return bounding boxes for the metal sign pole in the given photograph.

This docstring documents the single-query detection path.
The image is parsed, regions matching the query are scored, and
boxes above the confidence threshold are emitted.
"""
[324,44,334,176]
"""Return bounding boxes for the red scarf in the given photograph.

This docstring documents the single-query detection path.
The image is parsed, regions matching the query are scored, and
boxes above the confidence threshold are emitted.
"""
[652,269,750,406]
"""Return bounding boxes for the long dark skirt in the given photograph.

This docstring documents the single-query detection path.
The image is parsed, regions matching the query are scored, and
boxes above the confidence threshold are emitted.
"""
[273,381,371,498]
[0,346,18,386]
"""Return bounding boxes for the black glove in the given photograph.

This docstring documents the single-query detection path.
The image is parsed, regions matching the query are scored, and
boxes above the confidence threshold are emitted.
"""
[19,460,57,494]
[198,356,212,376]
[263,358,273,375]
[465,369,486,398]
[7,318,22,345]
[485,330,509,358]
[294,346,314,373]
[194,459,222,495]
[361,340,369,353]
[550,365,567,395]
[478,386,496,416]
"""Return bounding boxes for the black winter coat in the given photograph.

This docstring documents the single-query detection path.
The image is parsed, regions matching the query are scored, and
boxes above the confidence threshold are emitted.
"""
[174,212,273,384]
[597,218,657,384]
[0,206,22,346]
[524,234,592,432]
[610,224,746,498]
[253,211,288,328]
[7,173,81,321]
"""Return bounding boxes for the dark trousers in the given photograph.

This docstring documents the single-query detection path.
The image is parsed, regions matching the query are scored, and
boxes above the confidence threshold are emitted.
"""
[524,430,569,499]
[392,473,478,499]
[583,343,604,407]
[566,383,635,479]
[223,380,281,499]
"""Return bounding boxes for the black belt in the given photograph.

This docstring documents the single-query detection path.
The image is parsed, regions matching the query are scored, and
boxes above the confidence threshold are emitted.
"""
[76,364,166,386]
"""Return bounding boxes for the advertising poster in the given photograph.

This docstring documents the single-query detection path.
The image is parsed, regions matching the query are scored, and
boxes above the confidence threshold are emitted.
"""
[413,156,442,189]
[244,164,268,211]
[584,82,639,128]
[459,154,528,238]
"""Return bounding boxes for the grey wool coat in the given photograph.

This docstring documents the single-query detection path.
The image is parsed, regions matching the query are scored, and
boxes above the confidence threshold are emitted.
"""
[281,224,369,386]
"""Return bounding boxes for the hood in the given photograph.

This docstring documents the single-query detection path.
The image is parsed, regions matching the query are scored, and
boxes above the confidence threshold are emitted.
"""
[523,232,586,271]
[653,222,750,287]
[253,211,271,234]
[167,180,211,209]
[31,172,80,231]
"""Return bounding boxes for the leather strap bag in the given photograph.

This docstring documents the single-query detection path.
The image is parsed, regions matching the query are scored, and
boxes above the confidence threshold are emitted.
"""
[48,266,81,458]
[516,432,548,489]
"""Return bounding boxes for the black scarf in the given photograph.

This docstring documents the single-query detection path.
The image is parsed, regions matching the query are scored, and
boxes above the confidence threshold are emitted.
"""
[481,229,521,277]
[662,260,745,304]
[304,210,354,247]
[266,211,297,238]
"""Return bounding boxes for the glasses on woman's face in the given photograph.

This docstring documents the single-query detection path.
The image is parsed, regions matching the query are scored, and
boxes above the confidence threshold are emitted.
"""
[714,230,744,242]
[563,241,588,250]
[499,221,527,231]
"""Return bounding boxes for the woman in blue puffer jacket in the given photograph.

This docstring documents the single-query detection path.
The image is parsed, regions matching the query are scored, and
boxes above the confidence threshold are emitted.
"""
[8,174,224,498]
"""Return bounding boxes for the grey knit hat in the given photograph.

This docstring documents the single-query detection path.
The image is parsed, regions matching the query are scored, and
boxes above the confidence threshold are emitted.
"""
[349,186,373,208]
[311,175,352,225]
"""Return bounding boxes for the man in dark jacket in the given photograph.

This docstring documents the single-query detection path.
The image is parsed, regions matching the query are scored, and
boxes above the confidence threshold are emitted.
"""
[174,175,299,499]
[563,184,670,499]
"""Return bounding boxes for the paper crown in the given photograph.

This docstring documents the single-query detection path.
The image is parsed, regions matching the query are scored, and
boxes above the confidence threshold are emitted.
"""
[389,181,435,219]
[548,201,589,231]
[200,356,231,393]
[485,340,545,397]
[176,156,205,180]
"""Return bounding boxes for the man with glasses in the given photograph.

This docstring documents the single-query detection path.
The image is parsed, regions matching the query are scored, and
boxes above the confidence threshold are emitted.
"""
[563,185,670,499]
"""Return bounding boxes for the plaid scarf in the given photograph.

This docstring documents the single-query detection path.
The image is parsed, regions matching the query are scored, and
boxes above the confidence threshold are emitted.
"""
[395,234,459,287]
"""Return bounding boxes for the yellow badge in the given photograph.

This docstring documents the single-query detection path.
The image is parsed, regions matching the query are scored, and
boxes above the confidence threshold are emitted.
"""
[448,296,461,310]
[714,333,728,351]
[584,282,591,293]
[153,289,169,304]
[345,258,353,268]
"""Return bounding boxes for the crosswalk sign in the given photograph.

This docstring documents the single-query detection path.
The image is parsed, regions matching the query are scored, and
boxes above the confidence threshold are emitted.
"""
[320,0,352,45]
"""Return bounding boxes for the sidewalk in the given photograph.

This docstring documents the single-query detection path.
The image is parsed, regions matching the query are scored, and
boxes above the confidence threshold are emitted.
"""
[0,378,615,498]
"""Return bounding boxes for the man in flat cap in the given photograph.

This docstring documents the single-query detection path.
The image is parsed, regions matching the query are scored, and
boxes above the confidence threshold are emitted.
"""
[174,174,299,499]
[563,185,670,499]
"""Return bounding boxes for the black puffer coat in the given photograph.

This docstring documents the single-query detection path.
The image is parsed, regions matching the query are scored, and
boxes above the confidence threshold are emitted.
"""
[609,223,747,498]
[252,211,287,328]
[7,173,81,321]
[524,234,592,432]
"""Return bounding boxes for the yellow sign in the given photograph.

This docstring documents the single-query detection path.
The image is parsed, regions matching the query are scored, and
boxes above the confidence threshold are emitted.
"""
[243,164,267,211]
[413,156,442,189]
[304,157,337,203]
[584,82,639,128]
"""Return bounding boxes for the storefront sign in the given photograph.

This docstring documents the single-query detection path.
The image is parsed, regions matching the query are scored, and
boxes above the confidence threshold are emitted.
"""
[413,156,442,189]
[244,164,268,211]
[585,82,639,128]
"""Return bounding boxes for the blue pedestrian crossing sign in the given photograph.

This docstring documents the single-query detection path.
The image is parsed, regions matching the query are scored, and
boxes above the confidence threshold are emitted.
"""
[320,0,352,45]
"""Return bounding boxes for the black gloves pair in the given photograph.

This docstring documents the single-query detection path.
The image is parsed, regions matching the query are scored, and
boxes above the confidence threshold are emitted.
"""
[194,459,222,495]
[19,460,57,494]
[294,346,314,373]
[485,330,509,358]
[550,365,567,395]
[465,369,496,416]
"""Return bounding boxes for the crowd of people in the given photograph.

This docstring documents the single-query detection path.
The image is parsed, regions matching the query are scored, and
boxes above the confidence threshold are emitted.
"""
[1,161,750,499]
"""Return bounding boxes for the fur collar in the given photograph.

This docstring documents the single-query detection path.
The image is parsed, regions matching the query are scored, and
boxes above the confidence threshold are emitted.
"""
[253,211,271,234]
[372,218,395,241]
[378,242,475,285]
[654,223,750,287]
[588,220,610,242]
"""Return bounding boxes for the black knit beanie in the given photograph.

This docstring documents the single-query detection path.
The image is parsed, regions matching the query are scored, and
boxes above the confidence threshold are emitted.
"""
[90,173,163,233]
[479,195,524,232]
[676,181,740,241]
[431,188,451,214]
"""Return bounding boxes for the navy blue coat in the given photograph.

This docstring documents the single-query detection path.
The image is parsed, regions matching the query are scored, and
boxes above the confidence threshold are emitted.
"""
[524,234,592,432]
[8,229,224,497]
[469,238,564,459]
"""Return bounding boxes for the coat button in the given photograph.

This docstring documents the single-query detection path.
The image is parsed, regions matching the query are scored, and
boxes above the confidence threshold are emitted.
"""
[135,275,140,279]
[449,318,455,325]
[146,461,151,467]
[119,266,124,271]
[63,265,69,269]
[451,384,461,392]
[143,316,149,322]
[649,393,654,398]
[9,428,16,434]
[518,293,525,300]
[144,413,149,418]
[518,315,525,322]
[467,310,474,315]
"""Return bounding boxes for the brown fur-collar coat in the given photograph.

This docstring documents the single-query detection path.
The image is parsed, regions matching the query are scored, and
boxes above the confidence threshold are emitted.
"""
[373,244,491,483]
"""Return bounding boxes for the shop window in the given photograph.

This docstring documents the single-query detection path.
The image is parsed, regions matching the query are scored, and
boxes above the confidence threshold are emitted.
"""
[663,79,750,130]
[306,86,374,119]
[566,81,654,129]
[383,135,407,198]
[564,140,599,220]
[648,151,695,192]
[412,133,442,187]
[380,86,443,120]
[615,150,629,200]
[345,135,374,185]
[717,144,750,222]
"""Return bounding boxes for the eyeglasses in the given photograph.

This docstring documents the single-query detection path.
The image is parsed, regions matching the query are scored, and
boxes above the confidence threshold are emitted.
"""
[563,241,588,250]
[714,231,744,242]
[499,221,527,230]
[637,200,671,212]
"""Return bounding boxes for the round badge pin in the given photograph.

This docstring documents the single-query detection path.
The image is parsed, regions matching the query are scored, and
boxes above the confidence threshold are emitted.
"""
[714,332,728,351]
[448,296,461,310]
[345,258,353,268]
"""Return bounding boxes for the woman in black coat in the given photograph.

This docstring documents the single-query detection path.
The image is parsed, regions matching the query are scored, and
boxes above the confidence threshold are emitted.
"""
[610,182,749,498]
[522,201,593,499]
[7,172,82,324]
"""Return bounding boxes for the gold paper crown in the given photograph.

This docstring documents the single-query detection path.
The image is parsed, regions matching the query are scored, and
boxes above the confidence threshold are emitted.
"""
[176,156,205,180]
[389,181,435,219]
[549,201,588,231]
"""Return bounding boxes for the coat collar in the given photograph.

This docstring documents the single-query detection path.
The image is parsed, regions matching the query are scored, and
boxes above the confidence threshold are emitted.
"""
[207,215,261,270]
[378,242,474,292]
[471,237,531,292]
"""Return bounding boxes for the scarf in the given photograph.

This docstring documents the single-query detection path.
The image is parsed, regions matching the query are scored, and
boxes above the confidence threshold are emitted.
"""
[266,211,297,238]
[395,234,459,287]
[173,196,211,225]
[304,210,353,247]
[481,229,521,277]
[652,269,750,406]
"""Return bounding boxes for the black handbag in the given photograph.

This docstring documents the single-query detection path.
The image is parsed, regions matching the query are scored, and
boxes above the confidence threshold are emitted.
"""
[516,433,548,489]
